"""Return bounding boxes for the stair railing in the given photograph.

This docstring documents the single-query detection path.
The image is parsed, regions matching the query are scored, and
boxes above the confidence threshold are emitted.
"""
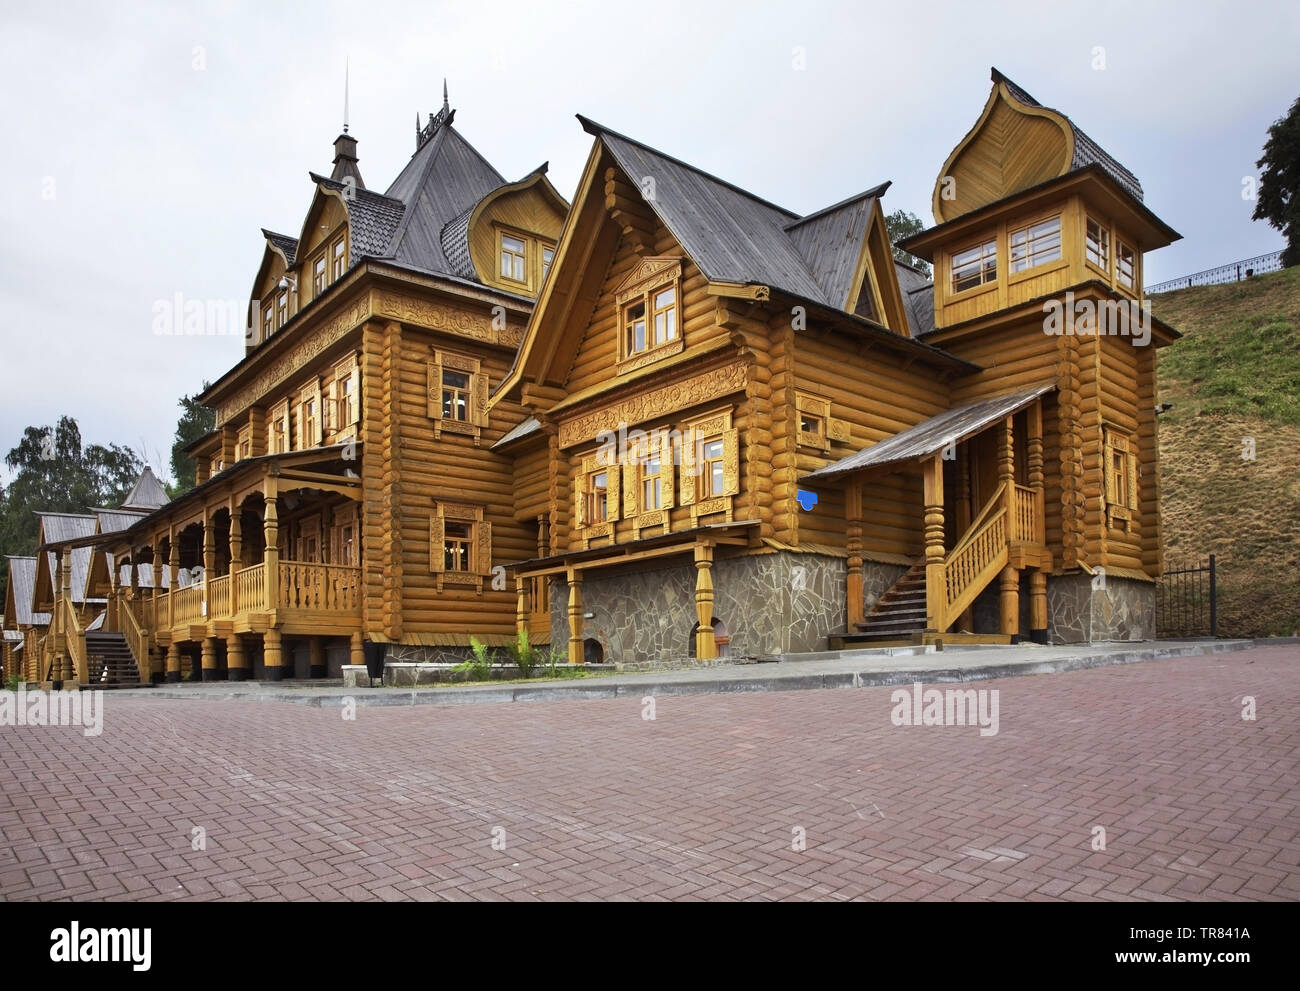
[120,603,151,684]
[933,482,1011,633]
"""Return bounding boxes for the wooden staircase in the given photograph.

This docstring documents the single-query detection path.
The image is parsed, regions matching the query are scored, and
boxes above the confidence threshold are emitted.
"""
[854,561,928,643]
[85,632,144,687]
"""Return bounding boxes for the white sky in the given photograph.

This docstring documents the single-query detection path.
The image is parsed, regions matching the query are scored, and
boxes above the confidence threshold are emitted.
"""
[1,0,1295,484]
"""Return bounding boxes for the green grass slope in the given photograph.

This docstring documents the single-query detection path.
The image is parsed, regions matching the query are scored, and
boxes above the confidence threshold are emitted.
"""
[1151,265,1300,637]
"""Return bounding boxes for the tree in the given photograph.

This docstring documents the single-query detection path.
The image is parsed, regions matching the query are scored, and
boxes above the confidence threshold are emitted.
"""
[169,387,215,497]
[884,209,931,278]
[0,417,142,605]
[1253,96,1300,267]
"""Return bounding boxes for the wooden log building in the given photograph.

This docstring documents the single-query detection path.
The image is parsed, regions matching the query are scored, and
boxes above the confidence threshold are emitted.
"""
[18,68,1182,685]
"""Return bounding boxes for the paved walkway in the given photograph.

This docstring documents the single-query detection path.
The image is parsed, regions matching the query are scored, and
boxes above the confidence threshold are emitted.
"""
[1,643,1296,900]
[132,638,1255,706]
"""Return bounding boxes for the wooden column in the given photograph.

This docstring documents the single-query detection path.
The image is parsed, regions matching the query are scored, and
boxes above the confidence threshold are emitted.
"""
[53,552,68,682]
[567,568,583,665]
[202,513,216,619]
[1029,570,1049,643]
[998,414,1016,516]
[166,642,181,683]
[349,631,365,669]
[516,574,528,635]
[1026,400,1045,545]
[167,535,179,630]
[999,565,1020,638]
[694,543,717,660]
[957,450,974,633]
[922,455,946,632]
[227,634,247,682]
[201,637,218,681]
[263,481,280,611]
[309,638,325,679]
[229,509,242,615]
[845,480,864,631]
[264,628,283,681]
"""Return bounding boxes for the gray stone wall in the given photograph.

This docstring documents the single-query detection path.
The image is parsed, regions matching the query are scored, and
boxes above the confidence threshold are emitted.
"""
[1048,572,1155,643]
[861,561,908,618]
[386,644,476,666]
[550,551,847,665]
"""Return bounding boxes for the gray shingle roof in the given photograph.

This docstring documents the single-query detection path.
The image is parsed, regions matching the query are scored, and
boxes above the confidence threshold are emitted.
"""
[36,513,97,605]
[992,68,1143,202]
[310,174,407,265]
[262,229,298,265]
[785,185,889,307]
[121,466,168,511]
[895,262,936,337]
[492,416,542,450]
[4,557,50,628]
[439,205,477,280]
[803,384,1054,484]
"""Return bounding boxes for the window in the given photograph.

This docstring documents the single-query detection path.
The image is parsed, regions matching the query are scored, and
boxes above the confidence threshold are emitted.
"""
[443,521,471,571]
[700,438,726,499]
[951,238,997,293]
[625,300,647,354]
[276,291,288,328]
[615,257,685,371]
[429,503,491,587]
[442,369,470,421]
[331,238,346,281]
[298,382,321,449]
[313,255,327,295]
[641,454,663,510]
[500,233,526,283]
[338,523,355,566]
[1117,241,1136,289]
[795,391,838,451]
[1103,427,1139,529]
[262,303,274,340]
[237,427,252,461]
[337,371,355,428]
[679,411,739,515]
[589,471,609,523]
[542,243,555,282]
[270,401,289,453]
[800,411,825,444]
[1009,216,1062,273]
[1086,218,1110,271]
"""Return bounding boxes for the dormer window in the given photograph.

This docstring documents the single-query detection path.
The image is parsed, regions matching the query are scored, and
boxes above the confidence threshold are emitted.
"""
[313,255,327,295]
[500,233,527,283]
[276,291,288,328]
[1086,218,1110,272]
[542,244,555,283]
[262,303,274,340]
[951,238,997,293]
[1117,241,1136,289]
[331,238,346,281]
[1009,216,1062,273]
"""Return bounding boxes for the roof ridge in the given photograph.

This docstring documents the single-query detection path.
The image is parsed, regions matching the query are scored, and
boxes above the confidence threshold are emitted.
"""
[578,114,802,220]
[784,181,891,231]
[309,172,405,205]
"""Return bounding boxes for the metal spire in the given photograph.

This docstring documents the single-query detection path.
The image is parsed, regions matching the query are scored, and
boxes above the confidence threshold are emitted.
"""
[343,57,350,133]
[443,78,449,114]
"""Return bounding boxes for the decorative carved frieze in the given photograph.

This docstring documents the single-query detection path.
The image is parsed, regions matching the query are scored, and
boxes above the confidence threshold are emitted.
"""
[557,361,748,449]
[374,291,522,349]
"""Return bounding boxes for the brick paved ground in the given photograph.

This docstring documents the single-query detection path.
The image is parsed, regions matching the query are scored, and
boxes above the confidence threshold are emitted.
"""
[1,645,1296,901]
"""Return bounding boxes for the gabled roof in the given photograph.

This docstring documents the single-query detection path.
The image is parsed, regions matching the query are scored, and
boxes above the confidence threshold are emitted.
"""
[309,174,407,266]
[121,466,168,511]
[492,416,543,450]
[784,183,891,308]
[895,262,936,337]
[4,557,49,629]
[803,384,1055,484]
[262,229,298,266]
[991,69,1143,202]
[34,513,97,606]
[582,115,880,309]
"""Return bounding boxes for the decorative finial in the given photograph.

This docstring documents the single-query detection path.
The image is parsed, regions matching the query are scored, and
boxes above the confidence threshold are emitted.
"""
[343,57,350,134]
[443,78,449,113]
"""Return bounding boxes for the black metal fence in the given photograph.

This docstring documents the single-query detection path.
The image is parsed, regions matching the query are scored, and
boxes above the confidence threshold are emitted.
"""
[1147,251,1284,294]
[1156,555,1218,638]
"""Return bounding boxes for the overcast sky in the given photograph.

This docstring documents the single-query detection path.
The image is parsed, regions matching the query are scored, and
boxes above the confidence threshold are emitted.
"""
[1,0,1294,485]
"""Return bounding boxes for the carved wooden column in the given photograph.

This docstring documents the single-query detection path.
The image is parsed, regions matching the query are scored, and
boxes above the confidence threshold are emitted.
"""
[309,638,325,679]
[1027,400,1045,545]
[166,643,181,683]
[202,513,216,620]
[227,634,246,682]
[349,631,365,669]
[567,568,583,666]
[263,479,280,611]
[845,479,864,631]
[201,637,218,681]
[957,450,974,633]
[228,508,242,616]
[516,574,527,635]
[167,534,179,631]
[1029,570,1049,643]
[694,543,717,660]
[1000,565,1020,638]
[922,455,946,632]
[264,628,283,682]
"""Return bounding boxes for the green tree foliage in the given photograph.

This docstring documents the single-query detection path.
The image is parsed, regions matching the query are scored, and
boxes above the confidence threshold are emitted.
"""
[884,209,931,278]
[169,388,215,497]
[1253,96,1300,267]
[0,416,142,605]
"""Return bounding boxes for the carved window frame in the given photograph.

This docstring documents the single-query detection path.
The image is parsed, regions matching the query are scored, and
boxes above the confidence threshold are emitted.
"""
[628,429,674,534]
[615,257,685,375]
[497,227,529,287]
[330,354,360,441]
[426,349,488,445]
[572,452,619,549]
[298,380,322,450]
[429,501,492,593]
[1102,426,1138,533]
[269,399,290,454]
[679,406,739,523]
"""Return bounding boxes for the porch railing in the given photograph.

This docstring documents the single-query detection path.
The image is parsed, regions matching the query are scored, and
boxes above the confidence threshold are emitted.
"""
[279,562,361,612]
[1012,483,1043,544]
[173,584,205,626]
[208,575,230,618]
[60,597,89,685]
[236,565,266,613]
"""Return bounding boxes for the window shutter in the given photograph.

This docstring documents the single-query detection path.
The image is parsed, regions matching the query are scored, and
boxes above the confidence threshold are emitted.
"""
[623,453,639,518]
[721,428,740,496]
[472,371,489,427]
[606,464,621,521]
[660,433,676,510]
[1126,450,1139,512]
[573,474,587,530]
[1103,436,1117,506]
[476,521,493,576]
[679,429,696,506]
[427,359,442,420]
[429,516,445,573]
[322,381,335,435]
[312,383,323,445]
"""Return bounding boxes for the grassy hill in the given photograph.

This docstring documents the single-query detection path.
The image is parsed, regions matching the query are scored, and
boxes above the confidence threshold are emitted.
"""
[1150,265,1300,637]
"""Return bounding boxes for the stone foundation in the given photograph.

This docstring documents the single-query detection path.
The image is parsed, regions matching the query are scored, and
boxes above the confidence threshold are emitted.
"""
[550,551,847,665]
[1047,572,1155,643]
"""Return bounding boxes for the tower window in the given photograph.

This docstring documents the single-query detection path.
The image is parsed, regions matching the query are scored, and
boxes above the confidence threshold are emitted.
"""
[1009,216,1062,273]
[1086,218,1110,271]
[951,239,997,293]
[1117,241,1136,289]
[500,234,526,283]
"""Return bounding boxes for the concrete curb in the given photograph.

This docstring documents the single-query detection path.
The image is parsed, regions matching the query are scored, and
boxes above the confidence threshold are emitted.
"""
[125,638,1259,708]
